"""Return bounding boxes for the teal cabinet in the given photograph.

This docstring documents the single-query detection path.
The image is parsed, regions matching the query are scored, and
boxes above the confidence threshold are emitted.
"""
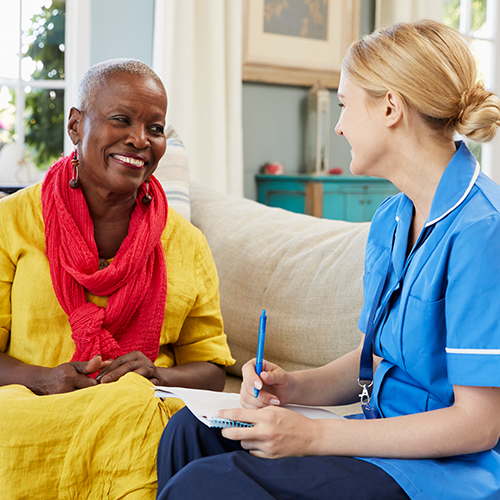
[263,179,307,214]
[256,174,399,222]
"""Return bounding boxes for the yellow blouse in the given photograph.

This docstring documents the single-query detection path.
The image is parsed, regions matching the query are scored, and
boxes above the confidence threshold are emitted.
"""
[0,183,235,369]
[0,183,235,499]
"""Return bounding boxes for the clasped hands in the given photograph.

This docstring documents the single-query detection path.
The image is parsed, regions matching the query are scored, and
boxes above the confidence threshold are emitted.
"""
[216,359,322,459]
[36,351,158,395]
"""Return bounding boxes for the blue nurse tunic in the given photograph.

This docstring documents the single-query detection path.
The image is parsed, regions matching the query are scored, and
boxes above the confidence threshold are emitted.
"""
[356,142,500,499]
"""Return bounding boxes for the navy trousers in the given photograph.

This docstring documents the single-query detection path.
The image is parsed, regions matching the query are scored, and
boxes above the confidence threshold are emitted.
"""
[156,407,410,500]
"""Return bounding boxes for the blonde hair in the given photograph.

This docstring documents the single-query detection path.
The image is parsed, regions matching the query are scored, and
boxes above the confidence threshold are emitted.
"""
[342,19,500,142]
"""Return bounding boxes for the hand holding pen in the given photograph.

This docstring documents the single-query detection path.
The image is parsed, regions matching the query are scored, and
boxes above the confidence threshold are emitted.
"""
[240,309,296,409]
[254,309,267,398]
[241,357,292,409]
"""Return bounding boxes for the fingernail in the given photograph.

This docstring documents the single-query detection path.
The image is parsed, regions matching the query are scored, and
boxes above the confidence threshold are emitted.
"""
[254,380,263,390]
[214,411,220,417]
[270,399,280,406]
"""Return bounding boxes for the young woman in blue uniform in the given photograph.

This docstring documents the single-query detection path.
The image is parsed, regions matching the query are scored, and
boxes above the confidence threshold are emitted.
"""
[155,19,500,500]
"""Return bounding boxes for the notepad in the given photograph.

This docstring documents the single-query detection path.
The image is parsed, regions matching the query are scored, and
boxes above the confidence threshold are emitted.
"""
[153,386,344,428]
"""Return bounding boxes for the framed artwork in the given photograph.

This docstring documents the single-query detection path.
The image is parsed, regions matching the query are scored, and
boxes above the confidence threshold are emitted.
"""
[242,0,361,89]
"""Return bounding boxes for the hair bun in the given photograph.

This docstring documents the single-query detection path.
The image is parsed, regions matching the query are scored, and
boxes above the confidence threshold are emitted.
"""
[459,84,486,108]
[456,83,500,142]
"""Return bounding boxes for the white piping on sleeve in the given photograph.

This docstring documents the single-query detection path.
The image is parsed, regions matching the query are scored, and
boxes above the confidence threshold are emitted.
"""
[446,347,500,355]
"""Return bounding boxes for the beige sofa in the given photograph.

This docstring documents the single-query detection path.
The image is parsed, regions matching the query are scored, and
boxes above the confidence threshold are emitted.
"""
[190,182,370,416]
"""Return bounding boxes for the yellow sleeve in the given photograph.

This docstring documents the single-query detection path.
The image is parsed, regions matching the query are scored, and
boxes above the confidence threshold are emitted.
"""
[0,185,72,365]
[0,193,20,352]
[152,208,234,369]
[0,231,14,352]
[171,232,235,367]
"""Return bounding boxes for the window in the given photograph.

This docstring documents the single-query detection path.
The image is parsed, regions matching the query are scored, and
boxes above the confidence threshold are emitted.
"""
[0,0,90,184]
[444,0,500,178]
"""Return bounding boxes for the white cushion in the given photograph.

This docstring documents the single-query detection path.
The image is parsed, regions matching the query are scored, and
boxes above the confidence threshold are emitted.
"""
[155,125,191,221]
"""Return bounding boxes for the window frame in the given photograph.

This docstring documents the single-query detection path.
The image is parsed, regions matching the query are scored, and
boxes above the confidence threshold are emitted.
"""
[64,0,90,155]
[451,0,500,181]
[480,1,500,183]
[0,0,90,179]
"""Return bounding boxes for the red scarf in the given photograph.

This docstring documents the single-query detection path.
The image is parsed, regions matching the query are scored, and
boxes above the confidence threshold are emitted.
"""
[41,155,168,363]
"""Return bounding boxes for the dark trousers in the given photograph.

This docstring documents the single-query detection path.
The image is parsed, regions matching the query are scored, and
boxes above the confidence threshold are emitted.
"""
[156,407,410,500]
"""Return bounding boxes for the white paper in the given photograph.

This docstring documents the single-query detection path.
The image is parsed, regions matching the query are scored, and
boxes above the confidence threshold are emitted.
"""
[154,386,344,427]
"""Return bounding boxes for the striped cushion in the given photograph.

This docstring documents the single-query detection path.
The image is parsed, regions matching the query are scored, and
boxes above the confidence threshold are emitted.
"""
[154,125,191,221]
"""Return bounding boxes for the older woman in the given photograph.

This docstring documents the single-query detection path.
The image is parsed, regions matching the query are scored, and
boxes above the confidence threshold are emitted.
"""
[155,20,500,500]
[0,59,234,498]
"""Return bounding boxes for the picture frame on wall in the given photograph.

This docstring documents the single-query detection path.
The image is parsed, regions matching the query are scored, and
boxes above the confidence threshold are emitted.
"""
[242,0,361,89]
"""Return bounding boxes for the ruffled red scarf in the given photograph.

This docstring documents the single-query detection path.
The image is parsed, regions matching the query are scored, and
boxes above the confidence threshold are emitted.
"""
[41,155,168,363]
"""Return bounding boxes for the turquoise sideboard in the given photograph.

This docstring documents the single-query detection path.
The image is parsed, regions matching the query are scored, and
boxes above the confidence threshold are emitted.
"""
[256,174,399,222]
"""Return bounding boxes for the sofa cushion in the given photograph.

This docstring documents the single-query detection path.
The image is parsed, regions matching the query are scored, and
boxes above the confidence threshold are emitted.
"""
[190,182,369,378]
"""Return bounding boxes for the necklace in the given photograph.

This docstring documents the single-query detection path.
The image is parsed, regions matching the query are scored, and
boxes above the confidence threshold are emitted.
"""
[98,258,110,270]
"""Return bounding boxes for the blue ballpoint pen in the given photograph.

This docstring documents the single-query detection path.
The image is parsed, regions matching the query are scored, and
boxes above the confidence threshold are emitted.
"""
[254,309,267,398]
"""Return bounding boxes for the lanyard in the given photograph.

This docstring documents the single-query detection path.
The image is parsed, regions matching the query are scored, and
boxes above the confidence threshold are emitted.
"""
[358,224,432,419]
[359,254,391,383]
[358,250,392,419]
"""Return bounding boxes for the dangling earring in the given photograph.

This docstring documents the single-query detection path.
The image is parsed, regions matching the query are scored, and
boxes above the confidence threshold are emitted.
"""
[69,149,80,189]
[142,178,152,206]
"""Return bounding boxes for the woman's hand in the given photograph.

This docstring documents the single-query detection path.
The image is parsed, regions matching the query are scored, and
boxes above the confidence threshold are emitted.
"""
[221,385,500,461]
[240,358,297,408]
[96,351,160,385]
[96,355,226,390]
[34,355,106,395]
[218,406,319,459]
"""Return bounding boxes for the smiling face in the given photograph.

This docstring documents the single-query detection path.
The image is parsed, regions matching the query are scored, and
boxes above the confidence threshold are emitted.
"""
[68,72,167,200]
[335,73,388,177]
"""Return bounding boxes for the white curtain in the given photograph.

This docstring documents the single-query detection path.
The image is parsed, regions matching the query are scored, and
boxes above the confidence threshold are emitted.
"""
[375,0,443,28]
[482,1,500,184]
[374,1,500,183]
[153,0,243,196]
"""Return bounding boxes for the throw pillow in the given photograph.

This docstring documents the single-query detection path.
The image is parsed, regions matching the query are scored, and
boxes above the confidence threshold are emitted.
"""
[154,125,191,221]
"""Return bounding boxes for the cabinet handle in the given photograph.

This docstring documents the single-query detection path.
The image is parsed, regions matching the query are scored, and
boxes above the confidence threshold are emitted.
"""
[360,200,365,205]
[367,199,372,205]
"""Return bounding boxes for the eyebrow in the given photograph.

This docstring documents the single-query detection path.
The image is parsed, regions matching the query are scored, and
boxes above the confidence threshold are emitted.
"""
[110,104,165,120]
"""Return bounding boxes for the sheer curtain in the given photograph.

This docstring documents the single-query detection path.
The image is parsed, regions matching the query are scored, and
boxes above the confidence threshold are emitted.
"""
[375,1,500,183]
[153,0,243,196]
[375,0,443,27]
[483,2,500,184]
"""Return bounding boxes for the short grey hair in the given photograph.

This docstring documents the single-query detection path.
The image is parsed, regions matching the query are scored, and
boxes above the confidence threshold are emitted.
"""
[76,58,165,112]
